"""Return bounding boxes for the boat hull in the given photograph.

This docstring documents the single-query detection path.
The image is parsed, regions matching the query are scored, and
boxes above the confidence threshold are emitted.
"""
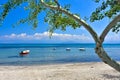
[19,50,30,56]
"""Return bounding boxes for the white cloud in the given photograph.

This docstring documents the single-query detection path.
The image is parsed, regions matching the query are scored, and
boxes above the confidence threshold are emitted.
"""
[0,32,93,43]
[0,32,120,43]
[105,32,120,43]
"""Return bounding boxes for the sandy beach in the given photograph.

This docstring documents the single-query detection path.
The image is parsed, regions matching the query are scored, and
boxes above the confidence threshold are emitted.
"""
[0,62,120,80]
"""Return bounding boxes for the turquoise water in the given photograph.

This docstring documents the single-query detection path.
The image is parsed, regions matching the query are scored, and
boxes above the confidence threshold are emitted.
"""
[0,44,120,65]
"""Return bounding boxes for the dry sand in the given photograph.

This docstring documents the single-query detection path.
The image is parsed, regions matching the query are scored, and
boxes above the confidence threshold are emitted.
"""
[0,62,120,80]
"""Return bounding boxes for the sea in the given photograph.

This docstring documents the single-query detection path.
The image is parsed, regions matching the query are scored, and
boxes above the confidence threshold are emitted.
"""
[0,43,120,65]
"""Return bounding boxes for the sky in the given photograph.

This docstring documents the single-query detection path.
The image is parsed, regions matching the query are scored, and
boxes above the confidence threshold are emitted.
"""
[0,0,120,43]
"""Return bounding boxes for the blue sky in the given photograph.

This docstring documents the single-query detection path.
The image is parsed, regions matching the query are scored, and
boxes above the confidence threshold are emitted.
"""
[0,0,120,43]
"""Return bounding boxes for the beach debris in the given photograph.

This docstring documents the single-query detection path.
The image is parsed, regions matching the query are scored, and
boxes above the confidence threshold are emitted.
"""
[20,50,30,56]
[78,48,85,51]
[91,66,94,68]
[66,48,71,51]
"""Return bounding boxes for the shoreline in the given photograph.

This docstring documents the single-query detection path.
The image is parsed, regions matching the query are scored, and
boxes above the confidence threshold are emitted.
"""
[0,61,102,66]
[0,62,120,80]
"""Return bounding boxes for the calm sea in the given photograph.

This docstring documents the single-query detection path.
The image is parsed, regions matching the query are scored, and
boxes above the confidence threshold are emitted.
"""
[0,43,120,65]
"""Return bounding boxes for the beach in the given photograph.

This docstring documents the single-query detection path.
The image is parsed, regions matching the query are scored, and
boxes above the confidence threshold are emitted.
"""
[0,62,120,80]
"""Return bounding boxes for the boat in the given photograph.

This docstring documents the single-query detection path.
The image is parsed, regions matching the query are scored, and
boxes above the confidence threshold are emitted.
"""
[66,48,71,51]
[20,50,30,56]
[78,48,85,51]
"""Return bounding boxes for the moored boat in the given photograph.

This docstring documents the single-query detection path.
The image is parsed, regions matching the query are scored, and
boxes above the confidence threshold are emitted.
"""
[66,48,71,51]
[78,48,85,51]
[20,50,30,56]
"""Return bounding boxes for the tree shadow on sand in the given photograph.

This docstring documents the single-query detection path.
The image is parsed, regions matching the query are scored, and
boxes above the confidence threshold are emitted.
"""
[102,74,120,79]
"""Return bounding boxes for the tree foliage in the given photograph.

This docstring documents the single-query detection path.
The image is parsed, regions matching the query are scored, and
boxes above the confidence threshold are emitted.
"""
[0,0,80,31]
[0,0,119,32]
[91,0,120,33]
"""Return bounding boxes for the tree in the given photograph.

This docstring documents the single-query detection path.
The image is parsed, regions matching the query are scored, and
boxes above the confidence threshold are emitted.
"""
[0,0,120,72]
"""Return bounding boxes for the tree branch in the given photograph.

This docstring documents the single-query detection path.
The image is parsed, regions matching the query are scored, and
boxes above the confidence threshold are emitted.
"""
[118,0,120,3]
[100,14,120,43]
[54,0,60,8]
[40,0,100,43]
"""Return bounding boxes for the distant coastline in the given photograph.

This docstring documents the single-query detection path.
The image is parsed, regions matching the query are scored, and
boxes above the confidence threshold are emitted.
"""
[0,43,120,48]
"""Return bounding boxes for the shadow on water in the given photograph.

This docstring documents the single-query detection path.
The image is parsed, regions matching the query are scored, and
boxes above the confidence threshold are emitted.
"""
[102,74,120,79]
[7,55,29,58]
[0,55,29,66]
[8,55,20,58]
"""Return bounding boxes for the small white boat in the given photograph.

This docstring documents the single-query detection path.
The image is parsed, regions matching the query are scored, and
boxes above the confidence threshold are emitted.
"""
[78,48,85,51]
[66,48,71,51]
[20,50,30,56]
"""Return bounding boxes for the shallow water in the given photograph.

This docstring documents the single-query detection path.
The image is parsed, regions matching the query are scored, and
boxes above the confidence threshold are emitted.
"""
[0,43,120,65]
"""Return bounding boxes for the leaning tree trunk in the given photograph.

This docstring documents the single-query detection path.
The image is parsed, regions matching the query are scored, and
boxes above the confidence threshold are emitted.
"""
[95,42,120,72]
[96,14,120,72]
